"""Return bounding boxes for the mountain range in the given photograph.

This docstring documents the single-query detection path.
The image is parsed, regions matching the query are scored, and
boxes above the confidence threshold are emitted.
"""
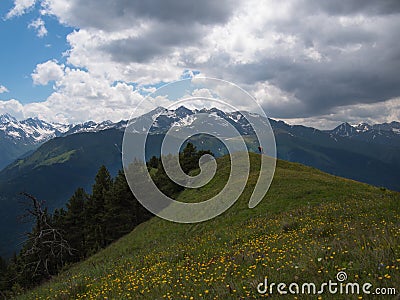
[1,107,399,169]
[0,113,129,170]
[326,121,400,147]
[0,106,399,257]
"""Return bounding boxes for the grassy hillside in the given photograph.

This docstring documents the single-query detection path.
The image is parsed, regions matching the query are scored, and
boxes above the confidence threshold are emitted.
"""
[0,135,38,171]
[17,153,399,299]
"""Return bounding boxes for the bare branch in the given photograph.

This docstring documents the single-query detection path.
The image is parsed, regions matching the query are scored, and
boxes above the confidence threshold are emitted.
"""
[18,193,75,279]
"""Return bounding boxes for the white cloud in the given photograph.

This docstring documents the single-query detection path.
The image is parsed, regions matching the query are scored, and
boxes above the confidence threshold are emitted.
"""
[5,0,36,19]
[0,85,9,94]
[63,28,185,85]
[28,17,48,37]
[0,99,25,119]
[31,60,64,85]
[25,67,148,123]
[51,0,400,118]
[250,81,304,116]
[3,0,400,125]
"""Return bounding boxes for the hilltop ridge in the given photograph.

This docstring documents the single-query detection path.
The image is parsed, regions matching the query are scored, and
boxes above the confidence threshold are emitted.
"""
[16,154,400,299]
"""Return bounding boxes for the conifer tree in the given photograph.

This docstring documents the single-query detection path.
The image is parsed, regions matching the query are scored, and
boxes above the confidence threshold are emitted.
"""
[147,155,159,169]
[0,256,8,291]
[104,170,132,242]
[63,188,88,260]
[152,154,183,198]
[104,170,151,242]
[85,166,112,252]
[180,142,213,174]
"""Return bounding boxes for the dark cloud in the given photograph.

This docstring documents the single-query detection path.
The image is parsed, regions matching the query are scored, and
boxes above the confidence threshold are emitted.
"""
[61,0,238,63]
[297,0,400,16]
[48,0,400,121]
[231,41,400,119]
[118,0,236,25]
[60,0,237,31]
[103,22,204,63]
[212,3,400,119]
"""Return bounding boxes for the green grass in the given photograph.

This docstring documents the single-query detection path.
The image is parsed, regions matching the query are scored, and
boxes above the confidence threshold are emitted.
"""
[37,150,77,167]
[16,153,400,299]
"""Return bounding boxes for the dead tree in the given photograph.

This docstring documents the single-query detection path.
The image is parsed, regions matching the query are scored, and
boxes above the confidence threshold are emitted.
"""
[19,193,74,279]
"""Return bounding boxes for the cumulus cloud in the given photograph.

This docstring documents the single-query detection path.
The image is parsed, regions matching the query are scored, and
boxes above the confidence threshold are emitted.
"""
[41,0,236,30]
[192,0,400,119]
[27,67,149,123]
[3,0,400,125]
[28,17,48,37]
[5,0,36,19]
[0,99,25,119]
[31,60,64,85]
[0,85,9,94]
[54,0,400,119]
[1,67,149,123]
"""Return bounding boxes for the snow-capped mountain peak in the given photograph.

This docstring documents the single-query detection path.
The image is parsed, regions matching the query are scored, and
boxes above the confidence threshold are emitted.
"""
[325,120,400,147]
[0,115,67,144]
[354,122,372,132]
[0,113,17,124]
[1,108,400,151]
[174,106,194,118]
[331,122,356,137]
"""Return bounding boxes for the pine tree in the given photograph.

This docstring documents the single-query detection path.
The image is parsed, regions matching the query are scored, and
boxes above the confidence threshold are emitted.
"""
[147,155,159,169]
[104,170,151,243]
[0,254,19,294]
[0,256,8,291]
[85,166,112,253]
[104,170,131,242]
[150,143,214,198]
[152,154,183,198]
[63,188,88,260]
[180,142,212,174]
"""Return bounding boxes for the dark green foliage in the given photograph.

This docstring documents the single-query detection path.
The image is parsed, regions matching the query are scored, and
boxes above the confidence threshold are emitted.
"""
[151,143,214,198]
[180,143,213,174]
[0,255,8,291]
[10,194,73,289]
[147,155,159,169]
[63,188,88,260]
[0,143,212,296]
[104,170,152,243]
[85,166,112,251]
[0,254,19,296]
[152,154,183,198]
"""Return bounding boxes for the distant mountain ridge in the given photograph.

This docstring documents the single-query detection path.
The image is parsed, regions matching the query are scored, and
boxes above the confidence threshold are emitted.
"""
[1,106,399,192]
[2,108,399,145]
[0,106,259,168]
[0,114,128,169]
[0,106,399,257]
[326,121,400,147]
[0,113,127,144]
[1,107,400,169]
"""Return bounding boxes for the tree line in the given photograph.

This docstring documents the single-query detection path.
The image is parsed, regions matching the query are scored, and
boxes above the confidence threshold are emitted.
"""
[0,143,211,297]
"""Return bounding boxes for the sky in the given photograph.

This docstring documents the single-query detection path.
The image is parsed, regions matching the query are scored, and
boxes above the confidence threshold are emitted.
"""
[0,0,399,129]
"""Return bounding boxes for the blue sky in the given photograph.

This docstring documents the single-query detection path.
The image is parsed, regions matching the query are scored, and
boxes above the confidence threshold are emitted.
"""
[0,0,399,128]
[0,0,72,104]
